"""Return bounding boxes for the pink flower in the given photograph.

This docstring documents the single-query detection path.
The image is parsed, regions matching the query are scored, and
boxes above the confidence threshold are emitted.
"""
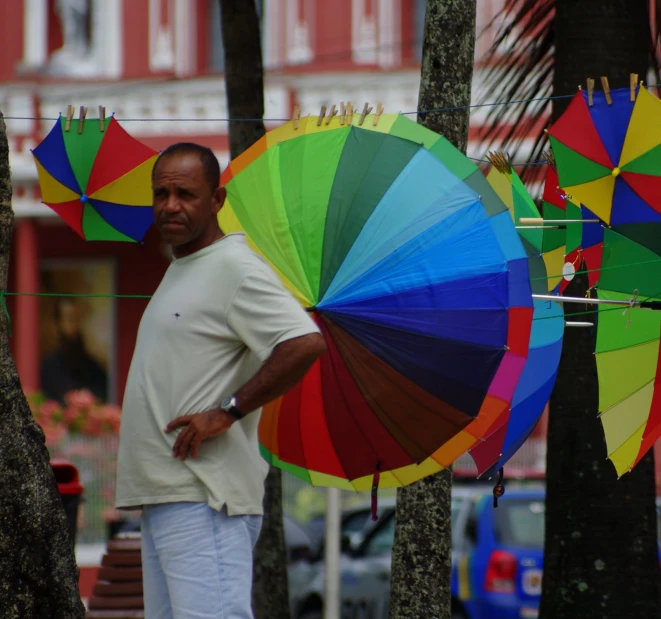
[42,422,67,446]
[64,390,97,411]
[64,406,81,424]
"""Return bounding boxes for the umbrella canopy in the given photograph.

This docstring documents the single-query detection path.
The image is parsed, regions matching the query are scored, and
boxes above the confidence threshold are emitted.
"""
[486,156,565,292]
[595,229,661,475]
[549,84,661,475]
[471,163,564,477]
[538,164,603,293]
[470,298,563,477]
[220,113,543,490]
[32,116,158,242]
[547,85,661,229]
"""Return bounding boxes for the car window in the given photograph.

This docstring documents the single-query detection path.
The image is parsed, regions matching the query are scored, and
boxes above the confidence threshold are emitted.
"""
[343,510,371,537]
[363,515,396,557]
[451,500,461,528]
[494,498,545,547]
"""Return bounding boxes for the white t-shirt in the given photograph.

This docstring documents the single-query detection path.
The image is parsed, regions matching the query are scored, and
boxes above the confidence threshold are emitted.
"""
[115,233,320,515]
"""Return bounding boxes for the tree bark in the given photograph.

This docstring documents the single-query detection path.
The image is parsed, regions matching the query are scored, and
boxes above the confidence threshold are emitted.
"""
[540,2,661,617]
[218,2,291,617]
[389,2,476,618]
[0,115,85,616]
[219,0,267,161]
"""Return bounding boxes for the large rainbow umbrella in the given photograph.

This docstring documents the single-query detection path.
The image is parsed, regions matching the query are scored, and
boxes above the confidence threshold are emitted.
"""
[32,116,158,242]
[219,112,546,490]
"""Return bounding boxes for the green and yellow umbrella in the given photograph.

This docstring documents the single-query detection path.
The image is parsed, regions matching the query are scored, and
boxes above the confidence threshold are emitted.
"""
[595,229,661,475]
[485,153,566,292]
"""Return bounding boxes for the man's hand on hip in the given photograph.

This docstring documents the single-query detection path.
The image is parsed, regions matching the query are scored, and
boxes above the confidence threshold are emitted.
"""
[165,410,235,460]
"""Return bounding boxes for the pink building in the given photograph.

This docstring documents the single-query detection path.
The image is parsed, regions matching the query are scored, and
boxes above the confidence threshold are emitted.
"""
[1,0,513,404]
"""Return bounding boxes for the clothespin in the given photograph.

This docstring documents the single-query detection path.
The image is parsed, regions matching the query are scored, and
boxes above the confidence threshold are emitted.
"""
[78,105,88,134]
[600,76,612,105]
[325,104,337,125]
[586,78,595,106]
[99,105,106,131]
[486,151,511,175]
[543,148,556,169]
[373,103,384,127]
[317,105,327,127]
[339,102,346,125]
[358,102,372,126]
[292,105,300,130]
[65,105,74,132]
[630,73,639,101]
[347,102,354,125]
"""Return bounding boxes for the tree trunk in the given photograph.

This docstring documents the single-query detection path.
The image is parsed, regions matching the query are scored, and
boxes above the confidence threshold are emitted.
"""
[0,116,85,616]
[219,0,267,161]
[389,2,476,618]
[540,2,661,617]
[218,2,291,617]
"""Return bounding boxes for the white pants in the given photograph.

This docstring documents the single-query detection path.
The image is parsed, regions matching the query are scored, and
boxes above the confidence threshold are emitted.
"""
[141,502,262,618]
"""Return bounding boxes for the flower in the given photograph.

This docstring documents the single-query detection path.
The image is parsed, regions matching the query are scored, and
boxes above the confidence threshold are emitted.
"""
[26,390,122,443]
[65,389,97,410]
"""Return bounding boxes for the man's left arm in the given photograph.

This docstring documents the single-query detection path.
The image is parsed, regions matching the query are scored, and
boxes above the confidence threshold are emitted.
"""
[166,266,326,460]
[233,331,326,414]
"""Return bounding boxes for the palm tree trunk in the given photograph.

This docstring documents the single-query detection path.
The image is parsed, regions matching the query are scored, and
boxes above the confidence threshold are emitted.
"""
[0,114,85,617]
[218,2,291,617]
[540,2,661,617]
[389,2,476,618]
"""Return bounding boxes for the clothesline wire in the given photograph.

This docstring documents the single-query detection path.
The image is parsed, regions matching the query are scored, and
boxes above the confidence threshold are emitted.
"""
[4,83,660,168]
[3,82,659,125]
[2,254,660,325]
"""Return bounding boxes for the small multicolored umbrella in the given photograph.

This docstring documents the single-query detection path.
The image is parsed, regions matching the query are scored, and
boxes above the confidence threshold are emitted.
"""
[595,229,661,475]
[32,116,158,242]
[547,84,661,229]
[219,112,557,491]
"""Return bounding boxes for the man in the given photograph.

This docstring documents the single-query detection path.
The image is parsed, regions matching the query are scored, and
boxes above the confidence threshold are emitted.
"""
[115,142,326,618]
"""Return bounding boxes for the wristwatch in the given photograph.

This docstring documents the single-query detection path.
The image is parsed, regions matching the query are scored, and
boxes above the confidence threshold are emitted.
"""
[220,395,244,420]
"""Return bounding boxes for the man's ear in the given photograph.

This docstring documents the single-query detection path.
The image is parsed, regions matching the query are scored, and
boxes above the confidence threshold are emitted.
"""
[213,185,227,215]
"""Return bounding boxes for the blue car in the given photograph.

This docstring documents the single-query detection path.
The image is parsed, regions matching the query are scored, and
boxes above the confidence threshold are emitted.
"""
[451,485,544,619]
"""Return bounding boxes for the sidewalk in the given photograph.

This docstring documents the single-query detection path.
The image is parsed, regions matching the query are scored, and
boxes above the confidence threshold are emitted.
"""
[76,543,106,604]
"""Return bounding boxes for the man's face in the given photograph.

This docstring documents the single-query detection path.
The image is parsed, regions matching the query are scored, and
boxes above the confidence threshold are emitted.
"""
[152,152,226,252]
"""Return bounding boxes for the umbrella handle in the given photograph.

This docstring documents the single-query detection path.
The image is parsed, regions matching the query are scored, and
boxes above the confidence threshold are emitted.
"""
[370,462,381,521]
[493,467,505,508]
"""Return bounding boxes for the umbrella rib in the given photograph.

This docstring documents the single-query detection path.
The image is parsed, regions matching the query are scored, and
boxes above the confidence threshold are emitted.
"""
[603,415,649,460]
